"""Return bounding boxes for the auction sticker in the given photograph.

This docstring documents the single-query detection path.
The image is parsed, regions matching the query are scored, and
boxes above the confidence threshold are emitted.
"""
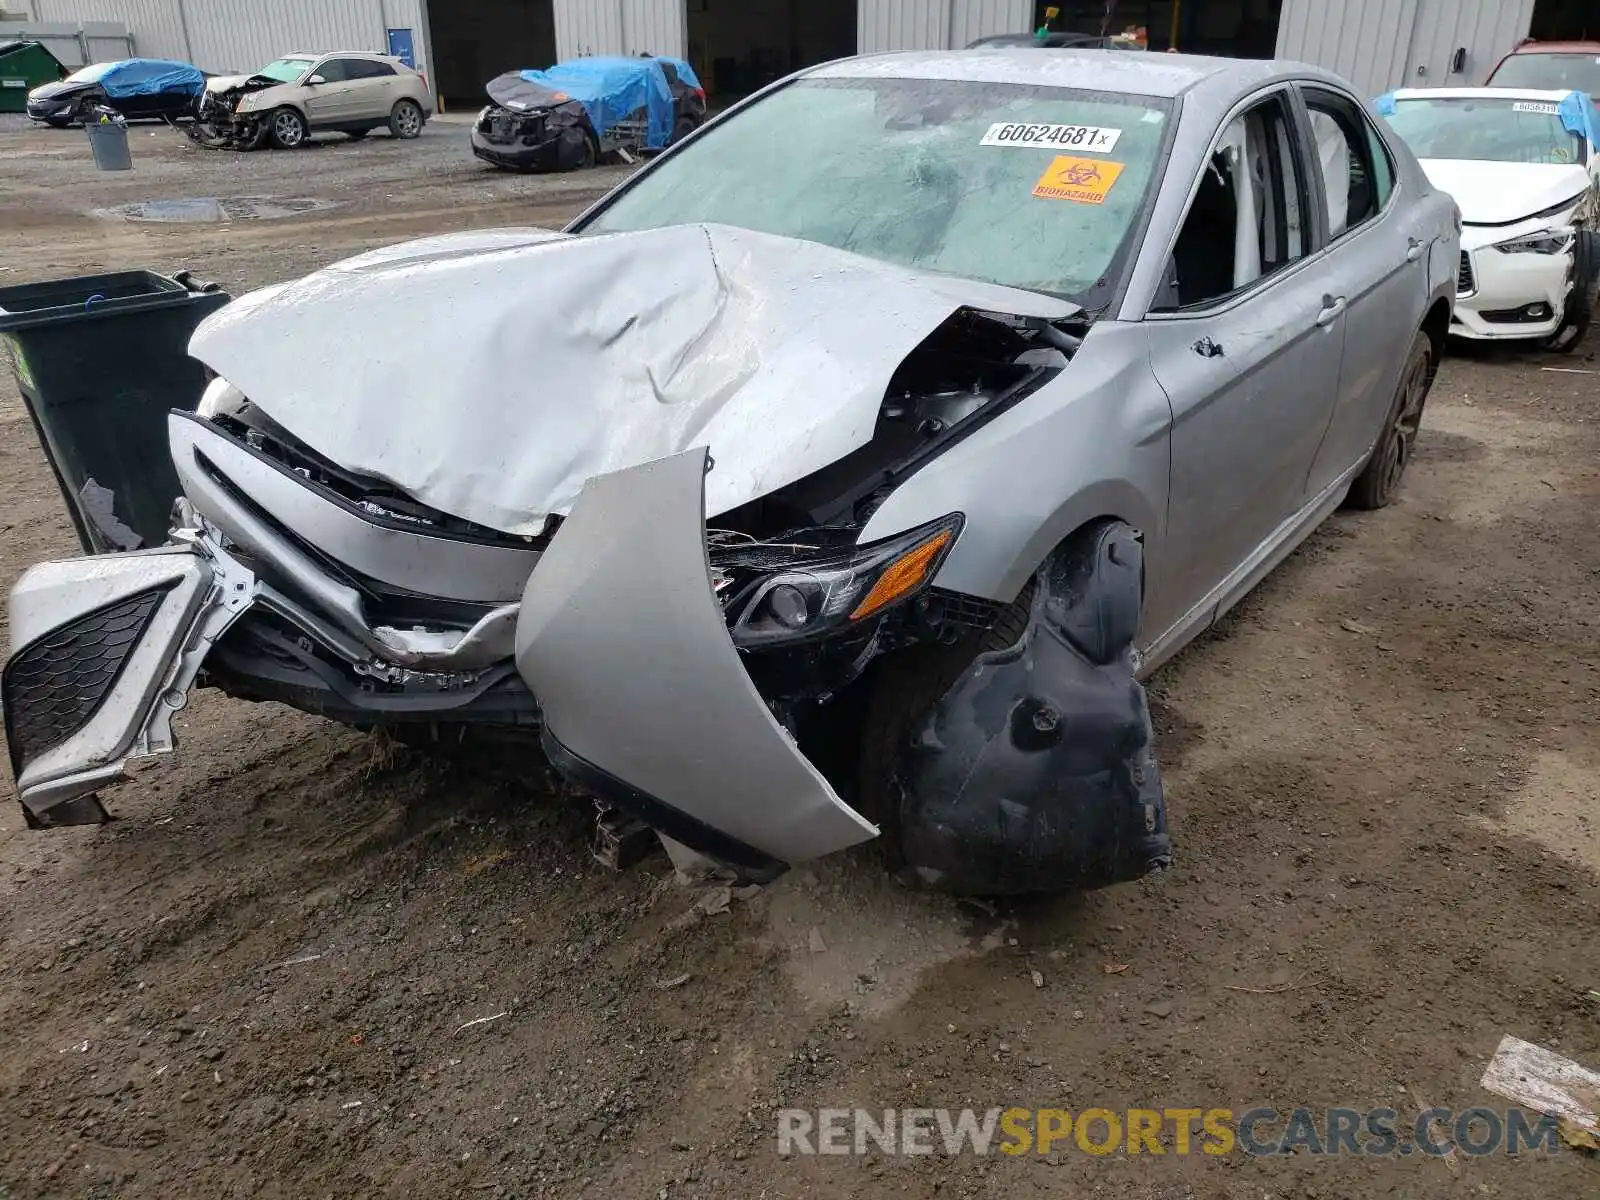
[1032,155,1125,204]
[982,121,1122,152]
[1513,101,1559,114]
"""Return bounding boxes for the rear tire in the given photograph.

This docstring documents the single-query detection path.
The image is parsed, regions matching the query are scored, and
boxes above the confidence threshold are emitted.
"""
[1347,329,1433,510]
[669,115,697,145]
[389,98,424,139]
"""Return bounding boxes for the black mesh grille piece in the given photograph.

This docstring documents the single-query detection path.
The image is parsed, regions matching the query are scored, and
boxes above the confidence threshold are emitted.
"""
[928,588,1002,631]
[3,584,171,778]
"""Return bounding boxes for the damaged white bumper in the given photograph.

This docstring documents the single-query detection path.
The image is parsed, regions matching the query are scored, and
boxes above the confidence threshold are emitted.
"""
[4,538,252,825]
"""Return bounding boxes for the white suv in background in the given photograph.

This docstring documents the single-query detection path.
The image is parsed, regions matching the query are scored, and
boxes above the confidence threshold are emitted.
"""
[201,51,434,149]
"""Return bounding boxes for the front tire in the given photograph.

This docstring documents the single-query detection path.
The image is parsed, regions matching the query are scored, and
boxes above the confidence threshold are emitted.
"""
[573,131,599,170]
[268,106,307,149]
[389,99,423,139]
[1544,240,1595,354]
[1347,328,1433,510]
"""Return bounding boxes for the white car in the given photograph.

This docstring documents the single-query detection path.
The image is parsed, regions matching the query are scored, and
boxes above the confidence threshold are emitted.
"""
[1379,87,1600,350]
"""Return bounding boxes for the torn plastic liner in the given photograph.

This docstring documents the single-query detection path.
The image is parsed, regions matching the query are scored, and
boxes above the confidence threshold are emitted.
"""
[893,522,1172,894]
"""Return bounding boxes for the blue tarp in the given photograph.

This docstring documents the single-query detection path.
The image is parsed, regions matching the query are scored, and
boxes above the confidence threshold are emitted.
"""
[93,58,205,100]
[654,56,701,91]
[1375,89,1600,146]
[518,56,674,149]
[1556,90,1600,146]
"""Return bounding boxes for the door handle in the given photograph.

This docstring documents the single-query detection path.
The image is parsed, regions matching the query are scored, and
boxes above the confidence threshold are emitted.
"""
[1406,238,1424,262]
[1191,336,1224,358]
[1316,295,1348,327]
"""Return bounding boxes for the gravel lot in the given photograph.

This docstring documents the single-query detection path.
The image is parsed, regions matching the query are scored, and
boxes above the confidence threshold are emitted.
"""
[0,114,1598,1200]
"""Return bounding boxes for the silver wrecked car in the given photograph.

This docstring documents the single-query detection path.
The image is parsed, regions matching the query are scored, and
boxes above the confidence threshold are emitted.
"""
[3,50,1459,895]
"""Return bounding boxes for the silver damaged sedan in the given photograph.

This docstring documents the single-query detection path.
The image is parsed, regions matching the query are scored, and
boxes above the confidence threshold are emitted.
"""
[3,50,1460,895]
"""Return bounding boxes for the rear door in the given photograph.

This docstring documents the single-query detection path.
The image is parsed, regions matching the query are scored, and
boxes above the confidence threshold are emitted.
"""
[1298,86,1428,496]
[342,58,401,121]
[1142,88,1345,639]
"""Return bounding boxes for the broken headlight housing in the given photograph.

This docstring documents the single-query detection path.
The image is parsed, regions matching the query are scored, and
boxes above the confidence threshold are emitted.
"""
[717,515,962,649]
[1493,228,1574,255]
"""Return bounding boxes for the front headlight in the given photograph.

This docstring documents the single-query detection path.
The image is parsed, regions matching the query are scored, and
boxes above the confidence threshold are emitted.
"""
[718,515,962,648]
[1493,228,1574,255]
[196,377,248,420]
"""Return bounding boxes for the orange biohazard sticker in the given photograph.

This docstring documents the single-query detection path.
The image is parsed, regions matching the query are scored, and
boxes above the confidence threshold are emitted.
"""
[1032,155,1125,204]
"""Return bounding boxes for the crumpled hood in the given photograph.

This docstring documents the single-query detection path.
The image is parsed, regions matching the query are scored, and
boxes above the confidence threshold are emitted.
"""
[188,222,1073,536]
[204,73,256,91]
[1418,159,1591,225]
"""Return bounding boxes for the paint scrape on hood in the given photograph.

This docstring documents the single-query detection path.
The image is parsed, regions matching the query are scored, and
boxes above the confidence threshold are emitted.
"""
[188,222,1074,536]
[1417,159,1591,226]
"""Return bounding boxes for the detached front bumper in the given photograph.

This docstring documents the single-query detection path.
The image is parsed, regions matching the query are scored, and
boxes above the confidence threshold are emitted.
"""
[1453,245,1572,340]
[3,542,250,825]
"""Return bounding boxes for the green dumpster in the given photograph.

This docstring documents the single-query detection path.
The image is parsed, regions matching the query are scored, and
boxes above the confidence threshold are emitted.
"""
[0,40,66,114]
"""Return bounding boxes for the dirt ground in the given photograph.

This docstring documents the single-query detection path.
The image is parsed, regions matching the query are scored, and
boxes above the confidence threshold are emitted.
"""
[1,116,1598,1200]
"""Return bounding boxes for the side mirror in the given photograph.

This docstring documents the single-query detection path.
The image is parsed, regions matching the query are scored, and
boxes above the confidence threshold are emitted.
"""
[307,74,326,86]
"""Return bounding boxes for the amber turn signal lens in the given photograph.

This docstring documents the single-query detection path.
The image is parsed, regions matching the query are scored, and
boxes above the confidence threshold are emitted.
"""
[848,530,954,622]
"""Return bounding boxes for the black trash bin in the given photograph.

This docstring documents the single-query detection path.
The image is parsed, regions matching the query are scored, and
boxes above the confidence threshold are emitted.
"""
[0,269,230,555]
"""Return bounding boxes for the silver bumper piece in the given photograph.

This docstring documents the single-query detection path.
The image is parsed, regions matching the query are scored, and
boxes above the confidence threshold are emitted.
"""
[5,542,254,821]
[514,447,877,866]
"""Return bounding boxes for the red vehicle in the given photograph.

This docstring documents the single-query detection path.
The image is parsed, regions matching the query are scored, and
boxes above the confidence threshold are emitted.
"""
[1486,40,1600,95]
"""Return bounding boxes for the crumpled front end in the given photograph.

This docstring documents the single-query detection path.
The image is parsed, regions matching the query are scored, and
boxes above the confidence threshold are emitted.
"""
[189,76,278,149]
[471,101,589,171]
[4,223,1173,895]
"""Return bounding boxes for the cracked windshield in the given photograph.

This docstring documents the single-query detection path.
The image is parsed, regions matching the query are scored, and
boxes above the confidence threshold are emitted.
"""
[586,77,1171,304]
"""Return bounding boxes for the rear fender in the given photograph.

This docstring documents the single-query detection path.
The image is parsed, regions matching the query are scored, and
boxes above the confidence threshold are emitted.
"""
[893,521,1172,894]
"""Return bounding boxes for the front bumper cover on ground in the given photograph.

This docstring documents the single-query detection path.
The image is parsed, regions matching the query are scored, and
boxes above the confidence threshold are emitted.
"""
[3,542,248,826]
[514,446,879,873]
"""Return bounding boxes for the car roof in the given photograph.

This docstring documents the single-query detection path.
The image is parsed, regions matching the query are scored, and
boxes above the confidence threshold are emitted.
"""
[1506,41,1600,54]
[1390,86,1578,101]
[285,50,397,61]
[810,48,1319,100]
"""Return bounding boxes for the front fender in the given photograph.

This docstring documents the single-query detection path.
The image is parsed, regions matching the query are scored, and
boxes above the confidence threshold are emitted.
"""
[892,521,1171,894]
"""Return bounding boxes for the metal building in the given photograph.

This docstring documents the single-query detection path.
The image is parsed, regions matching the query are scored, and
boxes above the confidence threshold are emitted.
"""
[0,0,1576,109]
[1274,0,1540,97]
